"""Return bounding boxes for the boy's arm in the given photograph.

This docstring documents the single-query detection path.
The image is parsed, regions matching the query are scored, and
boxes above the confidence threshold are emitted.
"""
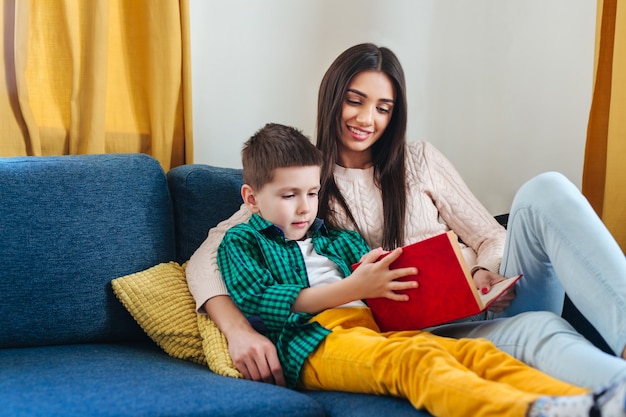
[292,246,418,314]
[218,228,306,335]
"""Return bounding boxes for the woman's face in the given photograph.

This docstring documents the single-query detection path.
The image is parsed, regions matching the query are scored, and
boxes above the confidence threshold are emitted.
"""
[338,70,395,168]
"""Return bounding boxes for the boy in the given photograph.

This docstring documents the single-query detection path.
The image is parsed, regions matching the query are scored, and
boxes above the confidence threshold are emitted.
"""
[217,123,626,417]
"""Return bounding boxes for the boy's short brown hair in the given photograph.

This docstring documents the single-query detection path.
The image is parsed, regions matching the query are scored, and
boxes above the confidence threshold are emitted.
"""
[242,123,323,190]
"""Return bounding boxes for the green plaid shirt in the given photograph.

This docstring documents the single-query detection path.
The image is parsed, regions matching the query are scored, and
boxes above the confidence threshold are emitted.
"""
[217,214,370,388]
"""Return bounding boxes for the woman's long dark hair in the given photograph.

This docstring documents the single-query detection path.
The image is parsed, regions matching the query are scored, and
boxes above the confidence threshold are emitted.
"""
[316,43,407,249]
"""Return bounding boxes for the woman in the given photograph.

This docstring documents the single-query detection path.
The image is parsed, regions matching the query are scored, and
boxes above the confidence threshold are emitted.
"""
[186,43,626,389]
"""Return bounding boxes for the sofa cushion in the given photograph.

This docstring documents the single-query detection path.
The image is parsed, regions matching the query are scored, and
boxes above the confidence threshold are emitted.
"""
[0,343,324,417]
[167,164,243,263]
[111,261,242,377]
[0,154,176,348]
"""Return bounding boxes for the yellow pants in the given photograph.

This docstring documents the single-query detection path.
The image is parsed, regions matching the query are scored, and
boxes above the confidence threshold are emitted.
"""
[299,308,587,417]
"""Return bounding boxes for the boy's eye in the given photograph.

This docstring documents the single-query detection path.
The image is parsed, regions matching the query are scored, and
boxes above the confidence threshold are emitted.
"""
[282,194,295,199]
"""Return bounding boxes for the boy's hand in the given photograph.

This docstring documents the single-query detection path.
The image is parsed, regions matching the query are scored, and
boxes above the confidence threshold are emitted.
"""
[352,247,418,301]
[293,248,417,313]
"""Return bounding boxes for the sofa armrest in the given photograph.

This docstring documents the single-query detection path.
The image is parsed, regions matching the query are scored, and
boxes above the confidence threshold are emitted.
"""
[0,154,174,347]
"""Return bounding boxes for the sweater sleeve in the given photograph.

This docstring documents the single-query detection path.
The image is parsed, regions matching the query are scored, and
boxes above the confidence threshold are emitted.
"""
[413,141,506,274]
[186,204,252,313]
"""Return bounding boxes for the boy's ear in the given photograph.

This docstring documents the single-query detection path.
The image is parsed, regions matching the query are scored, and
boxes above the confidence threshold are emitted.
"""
[241,184,260,213]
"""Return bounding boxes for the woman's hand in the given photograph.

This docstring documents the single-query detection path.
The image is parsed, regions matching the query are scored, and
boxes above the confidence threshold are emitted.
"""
[472,269,516,313]
[349,247,418,301]
[227,323,285,386]
[204,296,286,386]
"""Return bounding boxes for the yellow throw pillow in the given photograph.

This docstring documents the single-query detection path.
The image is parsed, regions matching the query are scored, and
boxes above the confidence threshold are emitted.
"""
[197,314,243,378]
[111,261,242,378]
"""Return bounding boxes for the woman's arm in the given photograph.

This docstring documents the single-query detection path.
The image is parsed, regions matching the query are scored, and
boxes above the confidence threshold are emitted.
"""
[414,142,513,310]
[204,295,285,386]
[416,141,506,274]
[186,204,251,312]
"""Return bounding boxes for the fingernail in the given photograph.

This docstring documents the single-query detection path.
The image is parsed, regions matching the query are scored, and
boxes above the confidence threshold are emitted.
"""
[481,287,489,294]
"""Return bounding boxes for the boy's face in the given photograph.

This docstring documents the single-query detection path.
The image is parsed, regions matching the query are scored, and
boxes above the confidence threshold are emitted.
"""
[242,165,321,241]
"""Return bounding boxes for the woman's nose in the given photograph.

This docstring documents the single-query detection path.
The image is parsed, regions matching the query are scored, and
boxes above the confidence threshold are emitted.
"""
[355,105,374,125]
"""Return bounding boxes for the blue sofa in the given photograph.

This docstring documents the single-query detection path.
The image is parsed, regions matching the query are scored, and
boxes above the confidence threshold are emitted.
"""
[0,154,426,417]
[1,153,613,417]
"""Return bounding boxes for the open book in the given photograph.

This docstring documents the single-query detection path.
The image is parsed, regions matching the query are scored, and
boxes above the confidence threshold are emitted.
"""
[353,231,522,331]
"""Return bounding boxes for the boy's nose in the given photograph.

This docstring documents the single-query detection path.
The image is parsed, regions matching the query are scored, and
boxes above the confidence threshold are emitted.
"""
[298,197,310,213]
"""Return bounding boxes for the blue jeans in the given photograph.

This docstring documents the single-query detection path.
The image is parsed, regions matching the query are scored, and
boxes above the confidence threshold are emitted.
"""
[430,172,626,389]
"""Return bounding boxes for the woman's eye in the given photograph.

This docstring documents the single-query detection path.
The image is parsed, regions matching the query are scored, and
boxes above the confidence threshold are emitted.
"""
[346,98,360,106]
[377,106,391,114]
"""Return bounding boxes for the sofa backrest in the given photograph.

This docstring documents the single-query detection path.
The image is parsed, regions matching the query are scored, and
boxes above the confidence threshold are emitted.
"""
[167,164,243,264]
[0,154,176,348]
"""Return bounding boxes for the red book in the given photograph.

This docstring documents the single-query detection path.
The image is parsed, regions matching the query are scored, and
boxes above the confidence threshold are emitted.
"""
[353,231,522,331]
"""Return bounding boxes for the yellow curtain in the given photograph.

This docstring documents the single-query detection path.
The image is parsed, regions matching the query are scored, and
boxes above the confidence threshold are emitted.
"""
[583,0,626,251]
[0,0,193,171]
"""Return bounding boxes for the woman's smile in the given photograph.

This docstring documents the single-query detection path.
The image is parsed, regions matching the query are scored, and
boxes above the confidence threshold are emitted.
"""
[347,125,373,141]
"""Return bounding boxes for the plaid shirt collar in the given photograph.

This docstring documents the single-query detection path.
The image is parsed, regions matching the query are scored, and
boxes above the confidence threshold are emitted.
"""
[248,213,326,241]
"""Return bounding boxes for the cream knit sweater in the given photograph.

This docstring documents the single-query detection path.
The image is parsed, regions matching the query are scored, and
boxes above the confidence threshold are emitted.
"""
[186,141,506,313]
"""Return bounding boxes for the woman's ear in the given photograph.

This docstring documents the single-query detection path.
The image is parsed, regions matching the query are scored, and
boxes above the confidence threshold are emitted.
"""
[241,184,260,213]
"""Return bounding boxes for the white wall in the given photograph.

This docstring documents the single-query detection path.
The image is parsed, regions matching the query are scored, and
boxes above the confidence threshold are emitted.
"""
[189,0,596,215]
